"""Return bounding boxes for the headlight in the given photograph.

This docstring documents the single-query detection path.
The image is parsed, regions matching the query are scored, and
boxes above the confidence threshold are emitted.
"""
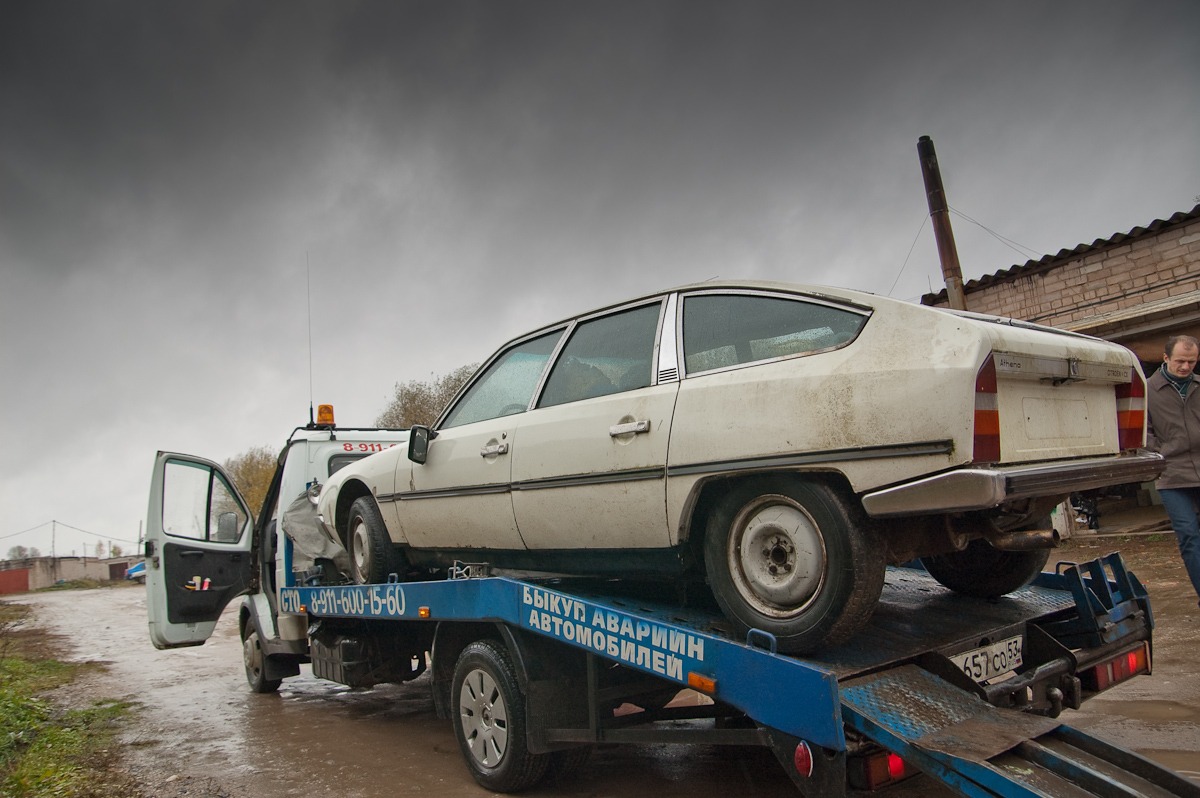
[307,482,322,506]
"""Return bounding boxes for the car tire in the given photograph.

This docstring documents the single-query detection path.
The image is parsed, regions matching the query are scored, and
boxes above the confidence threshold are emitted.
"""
[704,479,885,655]
[451,640,550,792]
[242,627,282,694]
[346,496,403,584]
[920,539,1050,598]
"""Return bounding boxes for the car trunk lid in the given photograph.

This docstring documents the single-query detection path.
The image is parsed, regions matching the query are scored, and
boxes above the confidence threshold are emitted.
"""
[963,317,1145,465]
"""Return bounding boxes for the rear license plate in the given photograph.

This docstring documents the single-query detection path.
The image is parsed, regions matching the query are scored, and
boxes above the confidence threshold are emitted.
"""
[952,635,1023,682]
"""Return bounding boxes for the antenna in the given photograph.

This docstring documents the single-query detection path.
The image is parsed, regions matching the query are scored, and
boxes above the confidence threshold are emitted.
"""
[307,250,315,427]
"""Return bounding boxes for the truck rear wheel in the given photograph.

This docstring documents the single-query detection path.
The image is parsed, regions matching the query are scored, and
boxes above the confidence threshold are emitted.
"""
[451,640,549,792]
[704,479,885,655]
[346,496,403,584]
[921,539,1050,598]
[242,627,282,694]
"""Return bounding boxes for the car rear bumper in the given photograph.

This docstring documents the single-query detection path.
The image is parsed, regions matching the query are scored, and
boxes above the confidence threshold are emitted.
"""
[860,451,1165,518]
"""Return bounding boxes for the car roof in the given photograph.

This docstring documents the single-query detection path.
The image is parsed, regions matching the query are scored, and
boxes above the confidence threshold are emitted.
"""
[526,279,886,337]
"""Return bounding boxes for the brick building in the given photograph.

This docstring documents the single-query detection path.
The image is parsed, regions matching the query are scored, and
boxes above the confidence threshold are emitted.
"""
[921,204,1200,368]
[920,204,1200,530]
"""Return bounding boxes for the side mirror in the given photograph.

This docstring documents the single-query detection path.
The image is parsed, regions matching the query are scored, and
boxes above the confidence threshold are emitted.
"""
[408,425,435,464]
[216,511,240,542]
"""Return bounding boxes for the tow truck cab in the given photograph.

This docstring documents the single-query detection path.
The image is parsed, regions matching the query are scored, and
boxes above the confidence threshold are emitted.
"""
[144,407,408,675]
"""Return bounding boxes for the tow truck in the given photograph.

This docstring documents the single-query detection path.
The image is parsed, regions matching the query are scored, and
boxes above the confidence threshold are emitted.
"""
[145,409,1199,797]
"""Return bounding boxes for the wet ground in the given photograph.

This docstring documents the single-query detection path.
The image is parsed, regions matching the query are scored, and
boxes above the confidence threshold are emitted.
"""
[14,533,1200,797]
[1051,533,1200,782]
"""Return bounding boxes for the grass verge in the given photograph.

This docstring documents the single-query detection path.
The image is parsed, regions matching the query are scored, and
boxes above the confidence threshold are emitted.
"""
[0,601,139,798]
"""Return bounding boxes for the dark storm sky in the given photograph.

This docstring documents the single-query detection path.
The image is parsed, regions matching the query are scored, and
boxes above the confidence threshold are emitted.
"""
[2,1,1197,554]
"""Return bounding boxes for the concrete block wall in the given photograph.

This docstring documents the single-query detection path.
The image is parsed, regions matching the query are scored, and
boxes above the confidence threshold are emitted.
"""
[0,556,137,592]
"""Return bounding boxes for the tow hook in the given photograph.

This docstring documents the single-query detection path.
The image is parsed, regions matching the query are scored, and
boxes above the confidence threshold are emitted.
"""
[1045,686,1064,718]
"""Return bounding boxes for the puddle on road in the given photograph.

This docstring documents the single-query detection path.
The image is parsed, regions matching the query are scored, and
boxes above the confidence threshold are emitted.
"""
[1082,697,1200,724]
[17,589,811,797]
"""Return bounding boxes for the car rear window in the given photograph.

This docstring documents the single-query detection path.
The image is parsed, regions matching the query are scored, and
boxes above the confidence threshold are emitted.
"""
[682,293,867,374]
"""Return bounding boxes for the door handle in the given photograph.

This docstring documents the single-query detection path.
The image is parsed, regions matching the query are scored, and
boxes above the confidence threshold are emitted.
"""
[480,442,510,457]
[609,420,651,437]
[179,550,205,558]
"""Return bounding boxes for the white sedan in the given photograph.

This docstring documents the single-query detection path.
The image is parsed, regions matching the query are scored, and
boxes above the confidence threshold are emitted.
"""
[313,280,1162,654]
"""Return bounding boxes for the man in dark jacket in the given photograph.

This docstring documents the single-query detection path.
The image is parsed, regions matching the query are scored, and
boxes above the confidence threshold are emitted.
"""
[1146,334,1200,607]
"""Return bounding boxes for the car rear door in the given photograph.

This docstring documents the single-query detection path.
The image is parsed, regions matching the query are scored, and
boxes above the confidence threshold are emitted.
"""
[145,452,254,649]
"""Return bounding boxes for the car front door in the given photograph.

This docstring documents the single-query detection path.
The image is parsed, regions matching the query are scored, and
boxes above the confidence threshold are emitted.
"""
[397,329,564,550]
[145,452,254,649]
[512,299,678,550]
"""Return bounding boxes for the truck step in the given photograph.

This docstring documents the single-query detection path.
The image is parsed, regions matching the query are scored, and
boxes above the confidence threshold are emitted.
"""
[840,664,1199,798]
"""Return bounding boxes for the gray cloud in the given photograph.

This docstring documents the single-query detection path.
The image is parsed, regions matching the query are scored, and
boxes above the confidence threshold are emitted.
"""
[2,1,1198,555]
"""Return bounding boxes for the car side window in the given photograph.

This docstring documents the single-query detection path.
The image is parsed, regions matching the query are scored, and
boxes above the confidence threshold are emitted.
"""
[441,329,563,428]
[160,459,249,543]
[682,293,867,374]
[538,302,662,408]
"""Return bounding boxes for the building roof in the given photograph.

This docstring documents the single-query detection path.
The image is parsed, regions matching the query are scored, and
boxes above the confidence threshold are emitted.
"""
[920,204,1200,306]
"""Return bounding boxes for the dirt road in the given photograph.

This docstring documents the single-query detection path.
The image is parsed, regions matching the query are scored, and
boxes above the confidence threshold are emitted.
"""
[15,535,1200,797]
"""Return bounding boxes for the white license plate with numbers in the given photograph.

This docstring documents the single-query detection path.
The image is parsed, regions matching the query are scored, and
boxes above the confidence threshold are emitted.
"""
[952,635,1023,682]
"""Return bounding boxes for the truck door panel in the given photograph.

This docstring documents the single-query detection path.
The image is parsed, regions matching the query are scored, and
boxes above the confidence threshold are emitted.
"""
[146,452,254,649]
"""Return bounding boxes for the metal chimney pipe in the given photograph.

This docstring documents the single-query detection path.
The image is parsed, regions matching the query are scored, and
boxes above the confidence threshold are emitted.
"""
[917,135,968,310]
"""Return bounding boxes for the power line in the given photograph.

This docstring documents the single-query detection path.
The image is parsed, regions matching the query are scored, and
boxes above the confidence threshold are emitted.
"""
[53,521,139,545]
[948,206,1044,262]
[887,213,929,298]
[1,520,138,546]
[0,521,53,541]
[892,206,1046,300]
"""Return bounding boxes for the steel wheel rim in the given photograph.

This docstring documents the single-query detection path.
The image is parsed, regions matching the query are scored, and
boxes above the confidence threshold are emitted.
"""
[728,496,827,618]
[458,667,508,767]
[243,632,263,680]
[350,518,370,580]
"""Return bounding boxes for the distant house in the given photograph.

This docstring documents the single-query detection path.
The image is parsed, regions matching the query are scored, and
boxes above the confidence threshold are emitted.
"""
[921,204,1200,369]
[0,556,137,594]
[920,205,1200,528]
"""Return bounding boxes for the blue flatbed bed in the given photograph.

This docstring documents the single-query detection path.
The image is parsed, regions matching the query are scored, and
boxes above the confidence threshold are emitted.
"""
[280,555,1196,797]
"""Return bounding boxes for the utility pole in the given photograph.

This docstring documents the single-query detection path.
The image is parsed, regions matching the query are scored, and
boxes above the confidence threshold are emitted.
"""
[917,135,968,310]
[51,520,59,580]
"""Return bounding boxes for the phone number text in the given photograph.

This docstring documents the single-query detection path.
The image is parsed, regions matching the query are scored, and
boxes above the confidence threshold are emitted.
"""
[281,584,407,617]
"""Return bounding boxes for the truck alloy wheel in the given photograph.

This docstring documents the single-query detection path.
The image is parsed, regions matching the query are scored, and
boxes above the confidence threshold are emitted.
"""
[451,640,549,791]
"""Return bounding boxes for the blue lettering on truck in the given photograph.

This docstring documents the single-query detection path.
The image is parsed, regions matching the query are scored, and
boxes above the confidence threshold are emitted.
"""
[521,584,704,683]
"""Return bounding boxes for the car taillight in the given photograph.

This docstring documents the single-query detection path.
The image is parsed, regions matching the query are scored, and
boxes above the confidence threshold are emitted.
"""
[1080,643,1150,693]
[974,355,1000,463]
[1114,370,1146,451]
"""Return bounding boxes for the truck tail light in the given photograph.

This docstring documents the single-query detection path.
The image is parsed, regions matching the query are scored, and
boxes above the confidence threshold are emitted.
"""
[1080,643,1150,693]
[848,749,911,790]
[1114,371,1146,451]
[793,741,814,778]
[973,355,1000,463]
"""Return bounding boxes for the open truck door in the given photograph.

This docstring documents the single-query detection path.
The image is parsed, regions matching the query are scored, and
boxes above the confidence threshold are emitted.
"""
[146,451,255,649]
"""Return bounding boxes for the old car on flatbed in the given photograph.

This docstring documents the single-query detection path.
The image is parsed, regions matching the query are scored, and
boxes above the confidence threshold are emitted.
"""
[311,280,1162,654]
